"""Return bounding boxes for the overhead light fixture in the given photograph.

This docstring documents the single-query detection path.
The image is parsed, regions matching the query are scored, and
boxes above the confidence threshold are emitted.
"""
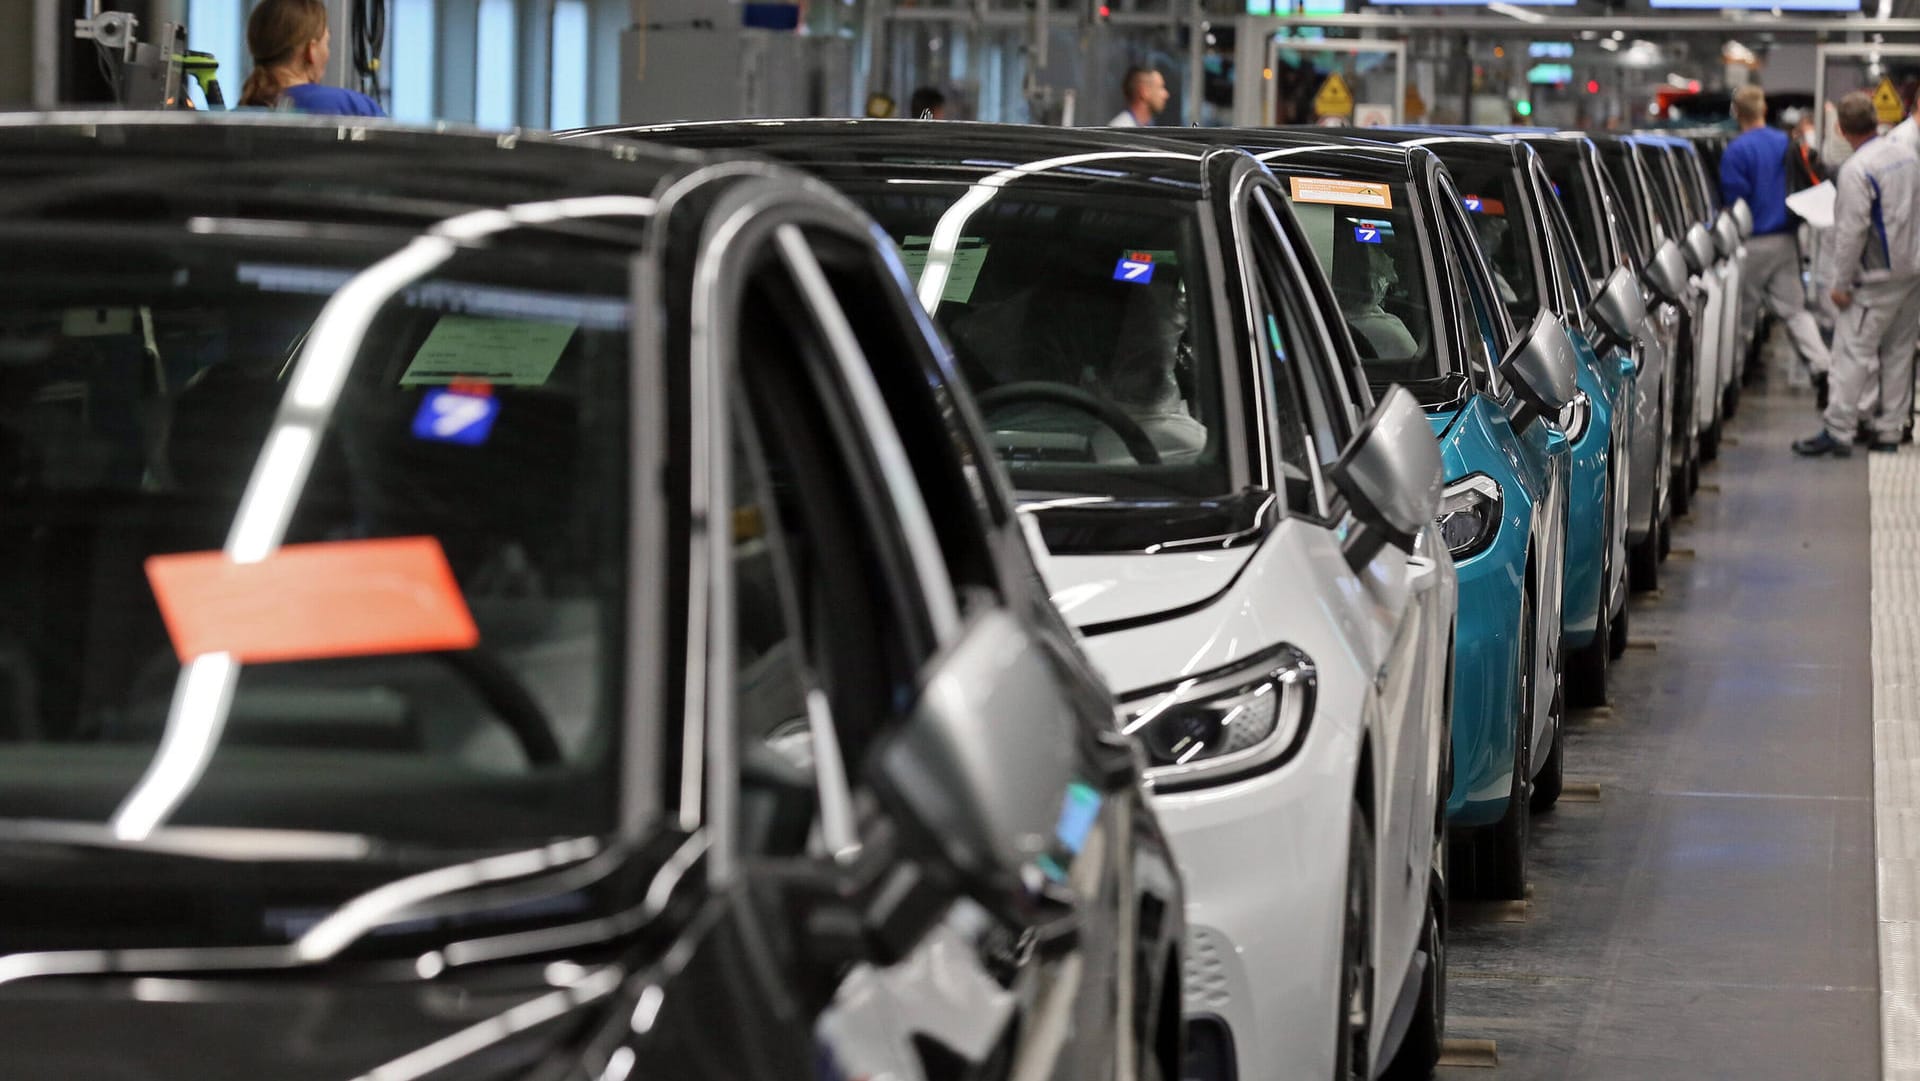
[1488,1,1549,23]
[1612,29,1625,39]
[1600,37,1619,50]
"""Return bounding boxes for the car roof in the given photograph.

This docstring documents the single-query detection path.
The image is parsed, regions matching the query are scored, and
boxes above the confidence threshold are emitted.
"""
[1330,127,1528,170]
[573,119,1220,199]
[0,112,708,231]
[1145,127,1420,178]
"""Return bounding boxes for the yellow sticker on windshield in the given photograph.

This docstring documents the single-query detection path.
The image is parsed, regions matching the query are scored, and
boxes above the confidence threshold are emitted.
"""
[1288,176,1393,210]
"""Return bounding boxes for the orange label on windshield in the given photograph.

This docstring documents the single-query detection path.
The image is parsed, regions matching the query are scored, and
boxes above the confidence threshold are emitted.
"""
[146,537,479,664]
[1289,176,1393,209]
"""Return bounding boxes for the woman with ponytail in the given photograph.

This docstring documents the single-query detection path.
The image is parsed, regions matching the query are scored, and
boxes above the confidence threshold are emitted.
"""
[238,0,384,116]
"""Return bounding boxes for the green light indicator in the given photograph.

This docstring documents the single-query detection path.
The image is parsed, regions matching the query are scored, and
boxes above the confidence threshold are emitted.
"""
[1515,100,1534,117]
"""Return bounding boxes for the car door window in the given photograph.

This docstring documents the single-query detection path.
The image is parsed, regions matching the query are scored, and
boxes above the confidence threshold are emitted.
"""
[1240,197,1333,517]
[1251,190,1355,469]
[1436,175,1515,398]
[1535,163,1595,320]
[724,250,941,860]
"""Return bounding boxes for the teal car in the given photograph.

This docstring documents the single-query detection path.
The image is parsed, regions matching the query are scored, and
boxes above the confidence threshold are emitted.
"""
[1183,132,1580,901]
[1374,134,1636,719]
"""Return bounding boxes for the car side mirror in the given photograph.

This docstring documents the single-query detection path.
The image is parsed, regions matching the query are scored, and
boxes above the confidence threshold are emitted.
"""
[1589,265,1648,356]
[1684,222,1715,273]
[1328,385,1444,569]
[1643,239,1690,304]
[1731,198,1754,240]
[1712,211,1740,258]
[866,610,1090,949]
[1500,311,1580,433]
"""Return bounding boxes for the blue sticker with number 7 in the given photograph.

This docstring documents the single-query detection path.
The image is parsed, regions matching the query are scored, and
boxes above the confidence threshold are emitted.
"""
[1113,251,1155,284]
[1353,225,1382,244]
[413,388,500,446]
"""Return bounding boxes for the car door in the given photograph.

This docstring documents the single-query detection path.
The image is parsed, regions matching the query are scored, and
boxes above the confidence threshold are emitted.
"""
[1241,179,1441,1043]
[687,190,1152,1081]
[1432,166,1566,747]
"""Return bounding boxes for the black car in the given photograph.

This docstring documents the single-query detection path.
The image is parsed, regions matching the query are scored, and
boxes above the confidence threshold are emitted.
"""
[0,114,1185,1081]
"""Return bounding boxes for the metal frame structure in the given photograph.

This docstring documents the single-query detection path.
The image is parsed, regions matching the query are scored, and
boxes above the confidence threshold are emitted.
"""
[1242,28,1406,126]
[1814,40,1920,153]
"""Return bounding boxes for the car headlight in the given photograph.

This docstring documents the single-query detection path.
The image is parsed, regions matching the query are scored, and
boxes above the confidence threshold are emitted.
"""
[1118,644,1316,793]
[1556,390,1591,444]
[1436,473,1502,560]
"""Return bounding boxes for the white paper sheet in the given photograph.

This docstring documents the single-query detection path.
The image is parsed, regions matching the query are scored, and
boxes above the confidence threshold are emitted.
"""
[1786,181,1837,230]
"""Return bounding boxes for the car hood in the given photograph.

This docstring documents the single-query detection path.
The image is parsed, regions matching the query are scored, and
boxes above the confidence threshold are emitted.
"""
[1036,544,1259,631]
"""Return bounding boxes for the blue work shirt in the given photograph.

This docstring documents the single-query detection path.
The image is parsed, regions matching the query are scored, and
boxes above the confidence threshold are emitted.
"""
[282,83,386,118]
[1720,126,1792,236]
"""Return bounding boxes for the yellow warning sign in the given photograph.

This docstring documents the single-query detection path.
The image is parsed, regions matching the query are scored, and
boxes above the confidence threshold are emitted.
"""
[1315,72,1355,119]
[1874,78,1905,126]
[1289,176,1393,210]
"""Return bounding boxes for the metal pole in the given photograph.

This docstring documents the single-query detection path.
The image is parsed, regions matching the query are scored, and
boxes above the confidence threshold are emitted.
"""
[1392,38,1405,124]
[1185,0,1202,126]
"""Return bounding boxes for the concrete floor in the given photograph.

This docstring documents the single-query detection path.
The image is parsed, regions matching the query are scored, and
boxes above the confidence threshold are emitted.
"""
[1437,384,1882,1081]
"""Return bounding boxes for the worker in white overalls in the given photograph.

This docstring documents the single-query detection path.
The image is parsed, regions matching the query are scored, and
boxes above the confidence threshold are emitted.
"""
[1794,91,1920,458]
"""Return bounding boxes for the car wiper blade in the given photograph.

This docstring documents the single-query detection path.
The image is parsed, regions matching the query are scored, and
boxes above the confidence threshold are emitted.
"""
[0,818,373,862]
[0,834,608,987]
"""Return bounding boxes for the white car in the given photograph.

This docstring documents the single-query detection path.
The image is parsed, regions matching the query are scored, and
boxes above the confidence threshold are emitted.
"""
[971,138,1459,1081]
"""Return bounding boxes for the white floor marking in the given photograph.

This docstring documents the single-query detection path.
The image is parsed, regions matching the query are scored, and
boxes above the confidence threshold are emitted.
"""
[1872,449,1920,1081]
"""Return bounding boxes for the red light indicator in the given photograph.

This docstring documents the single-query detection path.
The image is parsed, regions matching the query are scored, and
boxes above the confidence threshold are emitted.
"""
[1587,80,1600,94]
[1098,3,1110,14]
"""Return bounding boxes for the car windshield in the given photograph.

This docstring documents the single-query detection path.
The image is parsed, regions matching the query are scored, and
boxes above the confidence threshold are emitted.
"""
[832,179,1233,504]
[1275,176,1438,385]
[1434,153,1541,326]
[0,223,633,880]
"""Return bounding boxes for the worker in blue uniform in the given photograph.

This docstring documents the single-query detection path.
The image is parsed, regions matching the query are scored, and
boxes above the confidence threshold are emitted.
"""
[1721,85,1830,383]
[239,0,386,117]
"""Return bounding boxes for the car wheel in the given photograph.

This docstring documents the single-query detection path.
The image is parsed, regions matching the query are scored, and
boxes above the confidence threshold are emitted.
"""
[1380,859,1446,1080]
[1700,417,1720,463]
[1630,528,1660,592]
[1723,380,1740,421]
[1566,616,1608,707]
[1567,489,1610,709]
[1459,590,1533,901]
[1530,672,1565,813]
[1332,802,1375,1081]
[1609,592,1630,660]
[1659,512,1673,559]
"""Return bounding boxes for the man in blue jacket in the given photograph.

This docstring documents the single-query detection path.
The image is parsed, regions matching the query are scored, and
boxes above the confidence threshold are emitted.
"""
[1722,85,1830,381]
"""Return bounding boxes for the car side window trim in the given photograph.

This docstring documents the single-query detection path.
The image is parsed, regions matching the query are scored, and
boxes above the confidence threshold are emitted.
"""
[1434,170,1515,401]
[1251,187,1370,426]
[773,224,962,647]
[1230,175,1332,518]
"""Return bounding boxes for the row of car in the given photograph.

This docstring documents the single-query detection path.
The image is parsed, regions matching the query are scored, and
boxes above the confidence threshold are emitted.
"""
[0,111,1756,1081]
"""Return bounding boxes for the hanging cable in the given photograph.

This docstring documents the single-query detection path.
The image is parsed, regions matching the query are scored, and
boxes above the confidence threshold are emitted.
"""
[350,0,388,107]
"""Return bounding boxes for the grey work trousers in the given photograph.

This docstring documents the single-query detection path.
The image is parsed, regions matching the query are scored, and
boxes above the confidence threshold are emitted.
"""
[1742,232,1831,373]
[1825,275,1920,443]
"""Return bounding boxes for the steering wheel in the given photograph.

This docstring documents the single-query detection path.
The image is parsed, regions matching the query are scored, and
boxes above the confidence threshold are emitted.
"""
[430,649,565,766]
[975,382,1163,466]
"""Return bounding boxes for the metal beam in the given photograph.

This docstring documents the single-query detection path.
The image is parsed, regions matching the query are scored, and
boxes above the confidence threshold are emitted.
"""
[1237,12,1920,35]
